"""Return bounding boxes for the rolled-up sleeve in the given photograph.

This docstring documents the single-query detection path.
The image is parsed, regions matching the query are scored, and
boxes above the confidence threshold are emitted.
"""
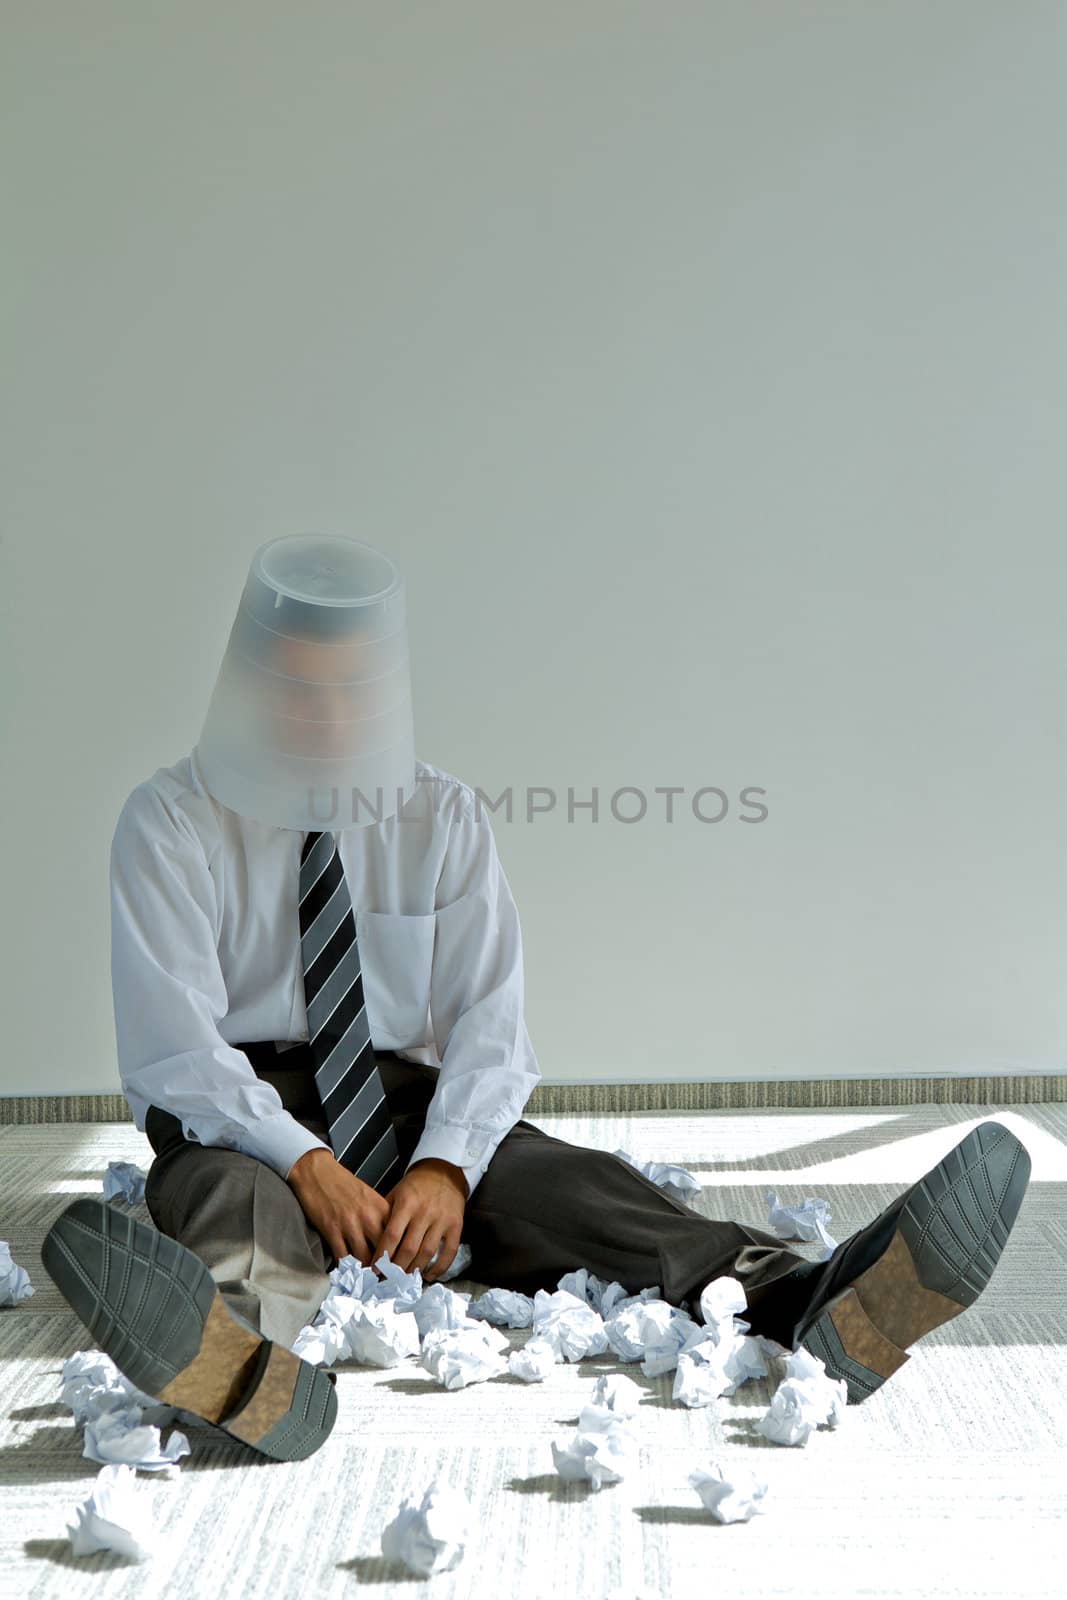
[407,795,542,1199]
[110,787,330,1181]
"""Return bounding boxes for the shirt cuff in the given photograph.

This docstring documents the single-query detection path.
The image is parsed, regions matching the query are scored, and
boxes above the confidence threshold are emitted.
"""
[405,1124,498,1200]
[233,1111,332,1182]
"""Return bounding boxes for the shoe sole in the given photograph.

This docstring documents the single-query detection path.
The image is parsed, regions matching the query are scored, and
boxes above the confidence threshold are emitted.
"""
[41,1197,337,1461]
[797,1120,1031,1404]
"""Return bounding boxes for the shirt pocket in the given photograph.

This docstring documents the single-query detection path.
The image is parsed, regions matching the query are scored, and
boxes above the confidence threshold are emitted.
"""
[354,909,437,1050]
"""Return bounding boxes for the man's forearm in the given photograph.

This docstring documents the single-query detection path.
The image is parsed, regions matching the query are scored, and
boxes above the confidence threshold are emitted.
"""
[407,1156,469,1199]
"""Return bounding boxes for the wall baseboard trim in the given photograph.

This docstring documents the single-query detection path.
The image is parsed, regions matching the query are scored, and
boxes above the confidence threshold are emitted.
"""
[1,1072,1063,1126]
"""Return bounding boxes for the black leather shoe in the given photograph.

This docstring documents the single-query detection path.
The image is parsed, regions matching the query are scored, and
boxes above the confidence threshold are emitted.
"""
[791,1121,1031,1404]
[42,1197,338,1461]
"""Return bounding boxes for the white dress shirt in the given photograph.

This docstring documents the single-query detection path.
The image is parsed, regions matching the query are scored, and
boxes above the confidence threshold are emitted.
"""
[109,748,542,1199]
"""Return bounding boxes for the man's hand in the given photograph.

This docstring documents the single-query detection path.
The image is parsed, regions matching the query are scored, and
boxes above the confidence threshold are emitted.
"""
[377,1158,467,1282]
[286,1147,393,1271]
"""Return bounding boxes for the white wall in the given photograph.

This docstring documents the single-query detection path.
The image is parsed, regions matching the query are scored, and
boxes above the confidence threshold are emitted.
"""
[3,1,1065,1094]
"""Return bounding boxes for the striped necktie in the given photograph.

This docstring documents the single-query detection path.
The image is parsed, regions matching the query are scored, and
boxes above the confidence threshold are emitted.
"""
[298,829,406,1193]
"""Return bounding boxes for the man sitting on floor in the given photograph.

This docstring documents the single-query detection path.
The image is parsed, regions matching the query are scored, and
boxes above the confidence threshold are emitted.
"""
[42,534,1032,1460]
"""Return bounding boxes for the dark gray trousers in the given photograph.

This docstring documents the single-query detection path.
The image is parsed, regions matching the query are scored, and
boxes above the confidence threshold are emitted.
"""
[143,1046,816,1351]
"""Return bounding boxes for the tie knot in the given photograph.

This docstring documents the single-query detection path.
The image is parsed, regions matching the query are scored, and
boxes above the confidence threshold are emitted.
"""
[300,829,326,867]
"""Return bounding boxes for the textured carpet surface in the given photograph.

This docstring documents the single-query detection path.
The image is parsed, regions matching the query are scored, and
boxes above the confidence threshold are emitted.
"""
[1,1103,1064,1600]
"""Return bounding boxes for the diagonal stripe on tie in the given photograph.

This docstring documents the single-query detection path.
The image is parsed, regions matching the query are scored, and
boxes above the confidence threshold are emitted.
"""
[307,952,371,1057]
[314,1007,372,1101]
[305,912,364,1009]
[297,830,402,1191]
[319,1043,380,1127]
[300,845,345,934]
[299,828,335,896]
[353,1126,407,1194]
[325,1069,389,1152]
[305,940,362,1039]
[332,1095,394,1170]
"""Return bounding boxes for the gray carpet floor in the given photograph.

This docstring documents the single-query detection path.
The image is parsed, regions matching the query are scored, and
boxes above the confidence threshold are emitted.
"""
[2,1103,1064,1600]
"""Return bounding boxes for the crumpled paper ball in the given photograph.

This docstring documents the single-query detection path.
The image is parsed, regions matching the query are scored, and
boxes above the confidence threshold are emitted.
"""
[0,1239,34,1306]
[551,1400,641,1489]
[507,1334,558,1383]
[420,1322,510,1389]
[698,1275,748,1329]
[673,1341,734,1408]
[601,1296,699,1375]
[589,1371,644,1416]
[61,1351,124,1421]
[755,1379,817,1446]
[764,1188,838,1258]
[292,1314,350,1367]
[364,1251,424,1313]
[411,1282,472,1340]
[672,1275,776,1407]
[327,1255,381,1298]
[689,1461,769,1523]
[431,1239,473,1282]
[469,1286,535,1328]
[59,1351,189,1473]
[612,1149,703,1205]
[342,1298,423,1368]
[103,1162,148,1206]
[557,1267,614,1312]
[639,1302,705,1378]
[557,1267,658,1320]
[530,1288,610,1362]
[67,1463,155,1561]
[82,1405,190,1472]
[784,1346,848,1428]
[381,1481,471,1575]
[755,1346,848,1444]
